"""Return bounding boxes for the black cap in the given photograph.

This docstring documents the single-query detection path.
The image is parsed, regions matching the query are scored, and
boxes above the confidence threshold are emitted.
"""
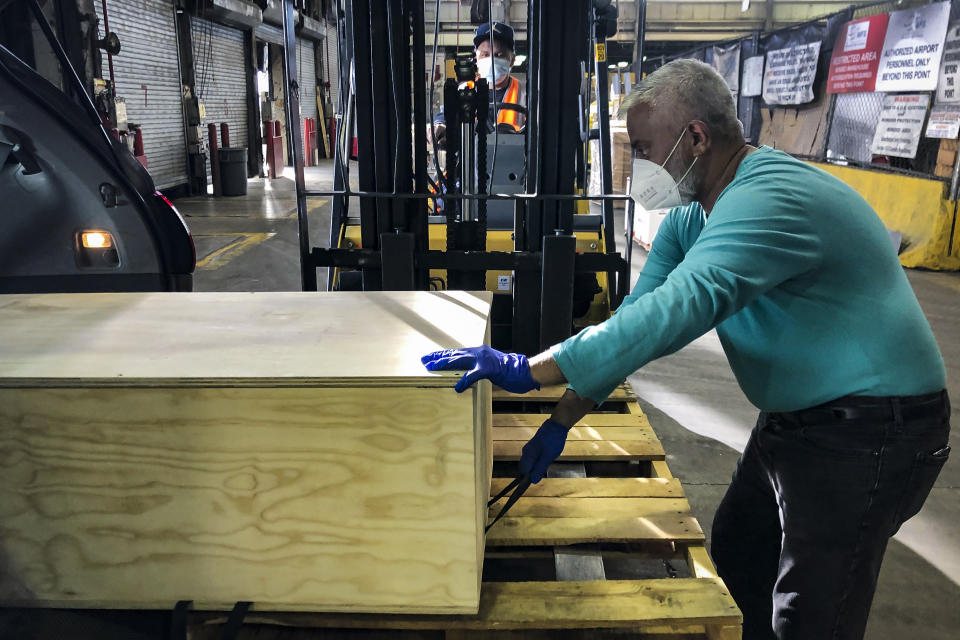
[474,21,515,51]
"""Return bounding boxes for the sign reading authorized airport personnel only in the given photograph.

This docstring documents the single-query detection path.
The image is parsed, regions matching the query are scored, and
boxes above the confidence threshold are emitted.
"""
[762,41,821,105]
[827,14,889,93]
[875,1,951,92]
[871,93,931,158]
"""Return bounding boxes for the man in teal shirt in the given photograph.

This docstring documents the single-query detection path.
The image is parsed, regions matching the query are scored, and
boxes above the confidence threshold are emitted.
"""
[423,59,950,639]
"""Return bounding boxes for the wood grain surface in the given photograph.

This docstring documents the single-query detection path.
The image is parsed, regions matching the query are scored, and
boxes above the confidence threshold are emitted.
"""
[493,413,651,428]
[488,477,685,499]
[0,291,491,387]
[198,578,740,631]
[492,440,665,461]
[492,384,634,402]
[0,385,489,613]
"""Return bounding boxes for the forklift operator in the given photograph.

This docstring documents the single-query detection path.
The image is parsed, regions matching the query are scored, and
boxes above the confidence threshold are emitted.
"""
[423,59,950,640]
[428,21,526,150]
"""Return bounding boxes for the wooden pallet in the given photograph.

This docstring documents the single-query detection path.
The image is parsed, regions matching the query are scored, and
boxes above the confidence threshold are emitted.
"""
[188,385,742,639]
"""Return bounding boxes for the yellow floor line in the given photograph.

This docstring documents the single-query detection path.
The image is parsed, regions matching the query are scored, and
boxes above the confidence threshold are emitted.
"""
[194,233,275,269]
[286,198,329,218]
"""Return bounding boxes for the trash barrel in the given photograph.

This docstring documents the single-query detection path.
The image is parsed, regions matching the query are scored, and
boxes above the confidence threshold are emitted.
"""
[218,147,248,196]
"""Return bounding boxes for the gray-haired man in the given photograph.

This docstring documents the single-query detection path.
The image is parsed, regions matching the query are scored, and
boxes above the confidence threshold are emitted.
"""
[424,59,950,639]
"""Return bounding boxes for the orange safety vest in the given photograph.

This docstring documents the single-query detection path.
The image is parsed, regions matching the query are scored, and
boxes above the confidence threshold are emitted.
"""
[496,76,522,131]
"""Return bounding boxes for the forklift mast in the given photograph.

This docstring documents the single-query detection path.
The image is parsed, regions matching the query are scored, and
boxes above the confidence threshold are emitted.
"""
[291,0,630,356]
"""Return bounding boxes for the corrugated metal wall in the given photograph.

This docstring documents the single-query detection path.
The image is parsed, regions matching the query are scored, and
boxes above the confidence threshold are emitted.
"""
[94,0,188,190]
[192,17,248,180]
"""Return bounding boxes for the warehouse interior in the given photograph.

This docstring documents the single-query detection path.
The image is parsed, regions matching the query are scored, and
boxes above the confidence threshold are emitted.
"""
[0,0,958,639]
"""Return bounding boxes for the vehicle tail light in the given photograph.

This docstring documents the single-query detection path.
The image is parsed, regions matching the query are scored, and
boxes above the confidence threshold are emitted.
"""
[155,190,196,272]
[75,230,119,267]
[81,231,113,249]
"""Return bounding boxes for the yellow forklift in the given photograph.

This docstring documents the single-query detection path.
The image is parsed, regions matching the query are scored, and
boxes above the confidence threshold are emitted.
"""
[288,0,629,355]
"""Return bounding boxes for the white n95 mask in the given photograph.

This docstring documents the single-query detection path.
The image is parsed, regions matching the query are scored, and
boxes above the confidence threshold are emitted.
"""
[630,128,697,211]
[477,57,511,85]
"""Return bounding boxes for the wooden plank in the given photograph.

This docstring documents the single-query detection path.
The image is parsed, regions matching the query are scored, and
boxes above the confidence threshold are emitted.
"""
[0,385,486,614]
[473,372,493,602]
[488,498,691,520]
[489,477,685,499]
[493,384,634,402]
[493,413,650,428]
[493,426,655,441]
[486,515,704,545]
[493,440,665,461]
[0,291,491,387]
[707,625,743,640]
[195,579,740,630]
[651,459,675,479]
[686,545,720,581]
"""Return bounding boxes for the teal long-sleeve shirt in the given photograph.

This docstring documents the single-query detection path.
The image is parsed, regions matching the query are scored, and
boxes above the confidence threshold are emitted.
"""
[553,146,945,411]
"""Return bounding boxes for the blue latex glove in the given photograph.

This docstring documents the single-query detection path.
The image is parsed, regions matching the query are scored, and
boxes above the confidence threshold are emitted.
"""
[519,419,570,483]
[421,345,541,394]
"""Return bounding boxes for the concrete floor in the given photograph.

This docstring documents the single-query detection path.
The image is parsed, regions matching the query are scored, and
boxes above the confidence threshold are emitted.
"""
[171,160,960,637]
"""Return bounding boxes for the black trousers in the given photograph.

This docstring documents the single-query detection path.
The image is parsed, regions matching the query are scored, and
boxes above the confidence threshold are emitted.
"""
[711,390,951,640]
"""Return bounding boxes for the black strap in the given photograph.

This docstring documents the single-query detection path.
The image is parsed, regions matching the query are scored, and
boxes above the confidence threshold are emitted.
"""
[788,390,948,426]
[169,600,193,640]
[220,601,253,640]
[486,474,531,533]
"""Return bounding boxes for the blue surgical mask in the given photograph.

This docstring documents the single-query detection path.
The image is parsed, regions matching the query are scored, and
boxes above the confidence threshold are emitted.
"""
[477,57,511,85]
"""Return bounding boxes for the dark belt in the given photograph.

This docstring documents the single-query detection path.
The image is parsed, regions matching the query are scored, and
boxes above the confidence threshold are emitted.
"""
[775,390,949,426]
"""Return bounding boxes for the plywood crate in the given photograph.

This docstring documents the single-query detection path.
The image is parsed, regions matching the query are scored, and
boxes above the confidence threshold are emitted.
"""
[0,291,493,615]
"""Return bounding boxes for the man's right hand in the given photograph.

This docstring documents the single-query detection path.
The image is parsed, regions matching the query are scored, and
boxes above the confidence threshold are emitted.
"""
[421,346,540,394]
[428,123,447,150]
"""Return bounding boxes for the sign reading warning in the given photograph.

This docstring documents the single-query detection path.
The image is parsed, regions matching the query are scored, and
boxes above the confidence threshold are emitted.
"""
[762,41,821,105]
[827,14,889,93]
[871,94,931,158]
[875,1,951,92]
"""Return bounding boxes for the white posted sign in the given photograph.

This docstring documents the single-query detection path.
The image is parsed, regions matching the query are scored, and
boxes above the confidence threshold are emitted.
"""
[741,55,764,97]
[926,106,960,138]
[871,93,931,158]
[936,23,960,104]
[875,1,951,92]
[762,42,822,105]
[712,43,741,93]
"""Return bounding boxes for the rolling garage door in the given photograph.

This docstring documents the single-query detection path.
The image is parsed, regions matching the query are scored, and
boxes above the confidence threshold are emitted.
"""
[325,20,339,113]
[297,37,317,123]
[297,36,318,161]
[192,17,248,182]
[94,0,188,190]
